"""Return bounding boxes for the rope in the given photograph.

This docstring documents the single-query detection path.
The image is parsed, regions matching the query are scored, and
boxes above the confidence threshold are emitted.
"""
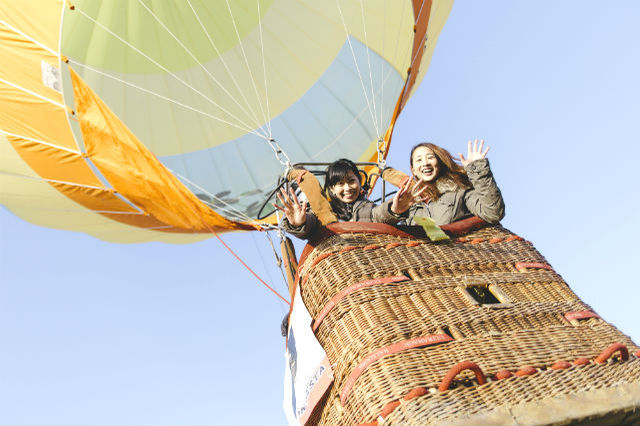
[71,6,267,139]
[0,77,68,110]
[0,18,58,56]
[359,0,380,134]
[224,0,271,134]
[210,227,290,305]
[335,0,381,138]
[264,229,289,292]
[185,0,265,132]
[256,0,273,137]
[68,60,267,139]
[138,155,290,306]
[1,129,81,154]
[135,0,268,135]
[379,0,388,131]
[176,185,291,305]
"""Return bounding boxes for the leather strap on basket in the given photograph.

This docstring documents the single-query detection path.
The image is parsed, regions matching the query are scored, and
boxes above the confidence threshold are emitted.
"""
[340,334,453,405]
[312,275,409,331]
[287,168,337,225]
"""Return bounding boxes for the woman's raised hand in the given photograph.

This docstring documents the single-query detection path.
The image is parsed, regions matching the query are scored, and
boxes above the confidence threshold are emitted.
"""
[391,178,428,215]
[273,187,307,227]
[458,139,490,167]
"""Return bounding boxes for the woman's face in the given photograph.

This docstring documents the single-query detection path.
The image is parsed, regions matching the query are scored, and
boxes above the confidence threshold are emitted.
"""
[330,170,362,203]
[411,146,440,182]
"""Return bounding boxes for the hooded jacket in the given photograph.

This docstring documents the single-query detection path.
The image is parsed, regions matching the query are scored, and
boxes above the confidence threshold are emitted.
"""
[405,158,505,226]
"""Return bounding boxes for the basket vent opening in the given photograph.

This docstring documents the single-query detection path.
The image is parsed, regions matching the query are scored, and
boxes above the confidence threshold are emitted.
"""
[466,285,501,305]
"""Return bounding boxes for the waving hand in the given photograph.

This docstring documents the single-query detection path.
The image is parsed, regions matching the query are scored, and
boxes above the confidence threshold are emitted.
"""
[273,187,307,227]
[458,139,490,167]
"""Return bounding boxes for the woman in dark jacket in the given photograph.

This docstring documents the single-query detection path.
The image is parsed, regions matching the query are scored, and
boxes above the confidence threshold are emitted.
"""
[275,159,423,239]
[406,139,505,226]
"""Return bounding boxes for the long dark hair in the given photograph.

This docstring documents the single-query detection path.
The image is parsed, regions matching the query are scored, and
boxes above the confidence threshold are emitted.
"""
[410,142,470,201]
[323,158,365,220]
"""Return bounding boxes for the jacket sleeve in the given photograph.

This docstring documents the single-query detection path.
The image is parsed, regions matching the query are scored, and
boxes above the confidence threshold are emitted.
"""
[371,199,404,224]
[282,212,319,239]
[463,158,505,224]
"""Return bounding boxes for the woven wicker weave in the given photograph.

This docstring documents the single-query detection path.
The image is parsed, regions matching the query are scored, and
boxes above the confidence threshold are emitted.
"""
[295,221,640,425]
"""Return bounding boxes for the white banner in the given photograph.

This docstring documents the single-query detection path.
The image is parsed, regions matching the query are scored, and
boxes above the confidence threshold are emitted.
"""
[283,285,334,425]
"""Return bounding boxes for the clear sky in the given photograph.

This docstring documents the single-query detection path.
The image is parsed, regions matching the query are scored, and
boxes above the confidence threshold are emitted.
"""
[1,2,639,425]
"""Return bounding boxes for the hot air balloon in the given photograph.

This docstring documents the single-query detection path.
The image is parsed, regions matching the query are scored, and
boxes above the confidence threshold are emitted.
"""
[2,2,640,425]
[0,0,452,243]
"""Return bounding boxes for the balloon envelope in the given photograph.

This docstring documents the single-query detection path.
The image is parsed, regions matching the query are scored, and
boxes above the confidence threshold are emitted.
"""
[0,0,452,242]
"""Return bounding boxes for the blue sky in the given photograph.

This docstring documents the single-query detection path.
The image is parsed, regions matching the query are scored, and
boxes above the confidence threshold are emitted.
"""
[1,2,639,425]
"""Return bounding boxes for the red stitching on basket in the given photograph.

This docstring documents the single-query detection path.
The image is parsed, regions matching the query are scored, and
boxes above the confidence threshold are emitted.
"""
[363,244,380,250]
[339,245,359,254]
[493,369,513,380]
[385,242,403,249]
[357,343,637,426]
[340,334,453,405]
[403,387,428,401]
[312,275,409,332]
[515,262,553,272]
[310,251,337,268]
[515,366,538,376]
[380,400,401,418]
[357,387,429,426]
[551,360,572,370]
[357,345,637,425]
[564,310,600,322]
[573,357,590,366]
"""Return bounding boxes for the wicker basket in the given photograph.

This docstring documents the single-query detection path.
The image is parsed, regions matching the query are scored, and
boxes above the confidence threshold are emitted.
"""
[294,219,640,425]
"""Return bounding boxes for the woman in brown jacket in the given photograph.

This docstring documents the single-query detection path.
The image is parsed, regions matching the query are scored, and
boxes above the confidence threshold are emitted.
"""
[406,139,505,226]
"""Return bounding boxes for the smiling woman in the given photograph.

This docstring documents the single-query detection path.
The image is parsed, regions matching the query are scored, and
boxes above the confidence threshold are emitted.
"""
[2,1,640,425]
[325,159,363,205]
[276,159,420,239]
[405,139,505,226]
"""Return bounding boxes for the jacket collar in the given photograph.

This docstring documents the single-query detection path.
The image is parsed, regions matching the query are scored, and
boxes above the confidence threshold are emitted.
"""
[435,177,460,193]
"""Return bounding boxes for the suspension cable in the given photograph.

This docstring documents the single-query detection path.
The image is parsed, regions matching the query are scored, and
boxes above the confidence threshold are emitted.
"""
[185,0,266,133]
[135,0,268,135]
[334,0,381,138]
[223,0,271,135]
[359,0,380,134]
[71,6,267,139]
[68,60,268,140]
